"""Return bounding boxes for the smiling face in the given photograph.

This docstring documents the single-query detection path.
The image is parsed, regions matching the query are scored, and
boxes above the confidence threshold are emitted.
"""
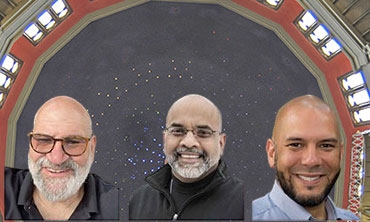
[163,94,226,183]
[267,96,343,207]
[28,96,96,202]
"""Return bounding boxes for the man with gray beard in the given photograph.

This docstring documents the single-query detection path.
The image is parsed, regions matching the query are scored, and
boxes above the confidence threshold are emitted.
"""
[129,94,244,220]
[5,96,119,220]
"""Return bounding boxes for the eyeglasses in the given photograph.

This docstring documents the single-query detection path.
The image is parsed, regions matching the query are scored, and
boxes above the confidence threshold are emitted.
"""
[28,132,93,156]
[165,126,221,138]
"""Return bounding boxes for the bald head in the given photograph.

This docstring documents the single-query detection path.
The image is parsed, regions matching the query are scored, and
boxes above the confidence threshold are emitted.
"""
[272,95,341,142]
[265,95,344,214]
[33,96,92,136]
[29,96,96,205]
[163,94,226,182]
[166,94,222,131]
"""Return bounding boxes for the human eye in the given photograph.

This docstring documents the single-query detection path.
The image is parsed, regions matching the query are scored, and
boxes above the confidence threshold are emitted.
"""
[287,142,303,149]
[196,128,213,138]
[319,143,336,150]
[34,135,53,144]
[169,127,186,136]
[64,137,85,147]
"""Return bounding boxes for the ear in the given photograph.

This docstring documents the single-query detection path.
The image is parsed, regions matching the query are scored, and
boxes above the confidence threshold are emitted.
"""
[339,141,344,162]
[266,138,276,168]
[219,133,226,155]
[162,130,166,148]
[162,131,169,164]
[90,134,97,155]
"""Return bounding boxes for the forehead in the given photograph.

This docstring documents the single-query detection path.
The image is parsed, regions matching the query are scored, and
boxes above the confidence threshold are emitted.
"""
[276,108,340,141]
[34,107,89,135]
[166,99,220,127]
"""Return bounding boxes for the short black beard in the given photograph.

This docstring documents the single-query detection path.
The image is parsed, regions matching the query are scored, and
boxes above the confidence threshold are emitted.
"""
[276,169,340,207]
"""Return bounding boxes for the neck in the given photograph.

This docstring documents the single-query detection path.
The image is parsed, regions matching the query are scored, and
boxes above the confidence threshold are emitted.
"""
[33,187,84,220]
[305,201,327,220]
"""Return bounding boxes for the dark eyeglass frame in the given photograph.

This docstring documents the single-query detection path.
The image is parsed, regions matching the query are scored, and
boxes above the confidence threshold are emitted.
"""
[164,126,222,138]
[28,132,93,157]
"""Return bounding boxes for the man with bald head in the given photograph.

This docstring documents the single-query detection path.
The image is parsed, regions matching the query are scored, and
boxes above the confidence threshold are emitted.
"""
[5,96,119,220]
[129,94,244,220]
[252,95,358,220]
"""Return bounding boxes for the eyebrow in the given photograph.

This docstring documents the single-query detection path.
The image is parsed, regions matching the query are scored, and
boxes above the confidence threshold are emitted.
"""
[169,123,184,127]
[169,123,212,129]
[320,138,339,143]
[196,125,213,129]
[35,133,87,138]
[285,137,339,143]
[286,137,303,141]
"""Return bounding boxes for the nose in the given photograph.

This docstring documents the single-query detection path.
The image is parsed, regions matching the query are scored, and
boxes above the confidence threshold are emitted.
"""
[301,144,322,166]
[179,131,200,148]
[46,141,69,165]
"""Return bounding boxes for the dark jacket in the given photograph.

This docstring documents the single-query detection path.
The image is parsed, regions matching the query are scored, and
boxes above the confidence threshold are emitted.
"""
[5,167,119,220]
[129,160,244,220]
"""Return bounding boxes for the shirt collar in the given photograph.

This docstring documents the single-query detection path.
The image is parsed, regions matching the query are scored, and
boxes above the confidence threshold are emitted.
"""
[18,171,99,219]
[270,180,312,220]
[69,173,99,219]
[17,172,33,206]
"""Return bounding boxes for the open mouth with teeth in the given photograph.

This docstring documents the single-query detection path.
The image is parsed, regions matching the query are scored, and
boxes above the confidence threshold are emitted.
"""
[47,168,69,173]
[177,152,204,159]
[299,175,321,181]
[44,167,73,177]
[175,151,205,164]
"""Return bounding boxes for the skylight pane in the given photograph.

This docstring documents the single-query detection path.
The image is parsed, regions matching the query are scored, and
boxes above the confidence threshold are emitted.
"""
[341,72,365,91]
[38,11,52,25]
[0,74,12,89]
[58,9,68,18]
[354,107,370,123]
[347,89,370,107]
[38,11,56,30]
[266,0,280,6]
[33,32,44,41]
[0,73,7,87]
[0,92,4,103]
[24,23,44,42]
[11,62,19,73]
[24,23,41,39]
[321,39,341,57]
[298,11,317,31]
[309,25,329,43]
[4,77,11,88]
[1,55,20,75]
[2,55,15,72]
[52,0,66,13]
[46,20,56,30]
[51,0,68,18]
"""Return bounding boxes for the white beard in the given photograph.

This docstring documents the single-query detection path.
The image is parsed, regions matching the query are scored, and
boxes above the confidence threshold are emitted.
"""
[28,153,93,202]
[166,147,219,179]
